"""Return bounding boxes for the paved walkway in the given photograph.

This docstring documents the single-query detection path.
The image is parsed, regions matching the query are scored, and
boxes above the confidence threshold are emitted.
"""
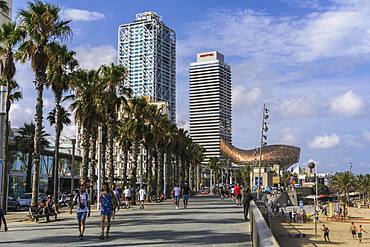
[0,196,251,246]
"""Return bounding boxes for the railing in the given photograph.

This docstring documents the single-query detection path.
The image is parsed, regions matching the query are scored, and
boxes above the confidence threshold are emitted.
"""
[249,200,280,247]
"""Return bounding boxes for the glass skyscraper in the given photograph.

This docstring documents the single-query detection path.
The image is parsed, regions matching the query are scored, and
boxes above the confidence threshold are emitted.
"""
[189,51,232,165]
[118,12,176,122]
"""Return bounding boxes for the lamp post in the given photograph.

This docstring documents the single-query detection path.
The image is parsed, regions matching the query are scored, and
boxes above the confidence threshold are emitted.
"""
[0,86,7,212]
[70,139,76,196]
[97,126,103,210]
[257,103,269,200]
[308,161,318,239]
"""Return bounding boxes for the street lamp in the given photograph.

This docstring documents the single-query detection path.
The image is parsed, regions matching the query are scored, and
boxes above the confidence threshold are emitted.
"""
[257,103,269,200]
[308,161,318,239]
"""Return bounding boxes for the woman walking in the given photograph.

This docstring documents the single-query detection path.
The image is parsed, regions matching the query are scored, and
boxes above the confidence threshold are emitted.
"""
[99,183,118,240]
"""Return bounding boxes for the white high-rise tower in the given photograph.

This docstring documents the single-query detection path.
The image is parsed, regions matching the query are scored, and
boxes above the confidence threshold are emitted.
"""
[189,51,232,165]
[118,12,176,122]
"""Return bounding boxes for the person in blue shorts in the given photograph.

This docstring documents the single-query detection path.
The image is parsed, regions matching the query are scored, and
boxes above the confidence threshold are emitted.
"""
[99,183,117,239]
[70,183,90,240]
[182,183,191,209]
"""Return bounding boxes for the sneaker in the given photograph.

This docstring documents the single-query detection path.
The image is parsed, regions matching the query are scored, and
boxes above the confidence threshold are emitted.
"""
[79,235,83,240]
[176,206,179,210]
[99,234,105,240]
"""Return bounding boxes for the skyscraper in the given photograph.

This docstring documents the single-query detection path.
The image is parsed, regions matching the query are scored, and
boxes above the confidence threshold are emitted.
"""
[189,51,232,165]
[118,12,176,122]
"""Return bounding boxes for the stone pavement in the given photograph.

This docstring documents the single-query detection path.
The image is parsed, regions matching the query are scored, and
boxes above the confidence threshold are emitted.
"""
[0,196,251,246]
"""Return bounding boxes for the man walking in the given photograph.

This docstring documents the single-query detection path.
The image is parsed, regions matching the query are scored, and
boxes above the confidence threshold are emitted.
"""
[182,183,191,209]
[173,184,181,209]
[321,224,330,243]
[70,184,91,240]
[242,187,253,220]
[123,186,132,209]
[234,183,242,206]
[139,186,146,209]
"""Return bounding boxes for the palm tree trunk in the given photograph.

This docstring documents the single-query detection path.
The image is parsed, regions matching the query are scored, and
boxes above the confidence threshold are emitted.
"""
[175,156,179,185]
[131,139,139,205]
[123,148,129,185]
[26,153,32,192]
[153,149,158,196]
[90,130,97,204]
[146,148,152,198]
[157,150,164,197]
[81,127,91,184]
[107,115,116,186]
[179,159,185,187]
[1,81,11,211]
[31,75,44,208]
[53,94,62,201]
[101,126,107,183]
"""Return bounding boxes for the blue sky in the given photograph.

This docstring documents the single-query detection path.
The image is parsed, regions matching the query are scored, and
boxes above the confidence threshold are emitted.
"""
[12,0,370,173]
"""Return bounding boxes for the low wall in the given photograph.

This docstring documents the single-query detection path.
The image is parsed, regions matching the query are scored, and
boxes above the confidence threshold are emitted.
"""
[249,200,280,247]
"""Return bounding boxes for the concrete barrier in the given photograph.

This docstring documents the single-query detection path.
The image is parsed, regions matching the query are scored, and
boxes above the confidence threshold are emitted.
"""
[249,200,280,247]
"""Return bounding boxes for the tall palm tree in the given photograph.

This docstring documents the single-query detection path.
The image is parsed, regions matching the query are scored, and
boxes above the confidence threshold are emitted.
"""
[14,122,49,193]
[354,174,370,206]
[69,69,100,184]
[46,43,77,201]
[208,157,221,187]
[17,0,71,207]
[331,171,355,206]
[0,21,23,211]
[98,63,129,186]
[119,97,148,204]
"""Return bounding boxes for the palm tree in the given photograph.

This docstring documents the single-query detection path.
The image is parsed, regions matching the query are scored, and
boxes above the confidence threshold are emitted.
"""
[69,69,100,184]
[354,174,370,206]
[208,157,221,187]
[17,0,71,207]
[331,171,355,206]
[46,43,77,201]
[118,97,148,204]
[98,63,129,186]
[0,21,23,211]
[14,123,49,193]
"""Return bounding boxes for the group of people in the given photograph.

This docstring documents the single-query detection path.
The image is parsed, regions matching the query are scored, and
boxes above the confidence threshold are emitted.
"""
[350,222,367,244]
[172,183,191,209]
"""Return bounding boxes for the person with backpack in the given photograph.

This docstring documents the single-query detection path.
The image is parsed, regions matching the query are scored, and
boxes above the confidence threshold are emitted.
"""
[70,183,91,240]
[99,182,118,240]
[242,187,253,220]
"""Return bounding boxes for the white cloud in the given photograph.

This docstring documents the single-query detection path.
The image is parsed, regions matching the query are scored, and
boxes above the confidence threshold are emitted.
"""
[233,86,261,107]
[63,8,105,22]
[330,90,367,116]
[10,103,34,128]
[280,127,299,145]
[75,45,117,70]
[363,130,370,142]
[278,93,321,118]
[177,120,190,131]
[309,134,341,149]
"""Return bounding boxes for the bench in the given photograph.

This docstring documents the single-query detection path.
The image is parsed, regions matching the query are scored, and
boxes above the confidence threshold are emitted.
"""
[28,206,58,222]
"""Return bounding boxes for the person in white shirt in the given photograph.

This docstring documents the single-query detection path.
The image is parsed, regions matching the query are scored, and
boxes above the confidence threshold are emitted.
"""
[138,186,146,209]
[123,186,132,209]
[70,184,90,240]
[173,185,181,209]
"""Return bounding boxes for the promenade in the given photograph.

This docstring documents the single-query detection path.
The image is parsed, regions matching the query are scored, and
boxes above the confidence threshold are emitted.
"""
[0,196,251,246]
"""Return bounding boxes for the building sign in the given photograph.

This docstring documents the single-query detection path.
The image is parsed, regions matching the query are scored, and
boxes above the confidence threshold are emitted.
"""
[199,53,214,58]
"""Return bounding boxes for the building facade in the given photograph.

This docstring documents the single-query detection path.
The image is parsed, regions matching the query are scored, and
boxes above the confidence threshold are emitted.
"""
[189,51,232,165]
[118,11,176,122]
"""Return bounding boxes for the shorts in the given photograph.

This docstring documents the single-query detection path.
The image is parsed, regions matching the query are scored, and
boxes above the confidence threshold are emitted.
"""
[77,212,87,222]
[125,197,131,201]
[351,230,356,235]
[183,194,190,201]
[236,194,242,200]
[175,196,180,203]
[358,233,362,238]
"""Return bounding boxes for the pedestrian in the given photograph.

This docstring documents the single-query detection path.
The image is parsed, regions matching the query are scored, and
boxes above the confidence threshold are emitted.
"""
[0,208,8,232]
[289,211,293,223]
[321,224,330,243]
[70,183,91,240]
[123,185,131,209]
[112,184,120,219]
[173,184,181,209]
[302,209,307,223]
[234,183,242,206]
[99,182,118,240]
[242,187,253,220]
[138,186,146,209]
[182,183,191,209]
[350,222,357,239]
[358,225,367,244]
